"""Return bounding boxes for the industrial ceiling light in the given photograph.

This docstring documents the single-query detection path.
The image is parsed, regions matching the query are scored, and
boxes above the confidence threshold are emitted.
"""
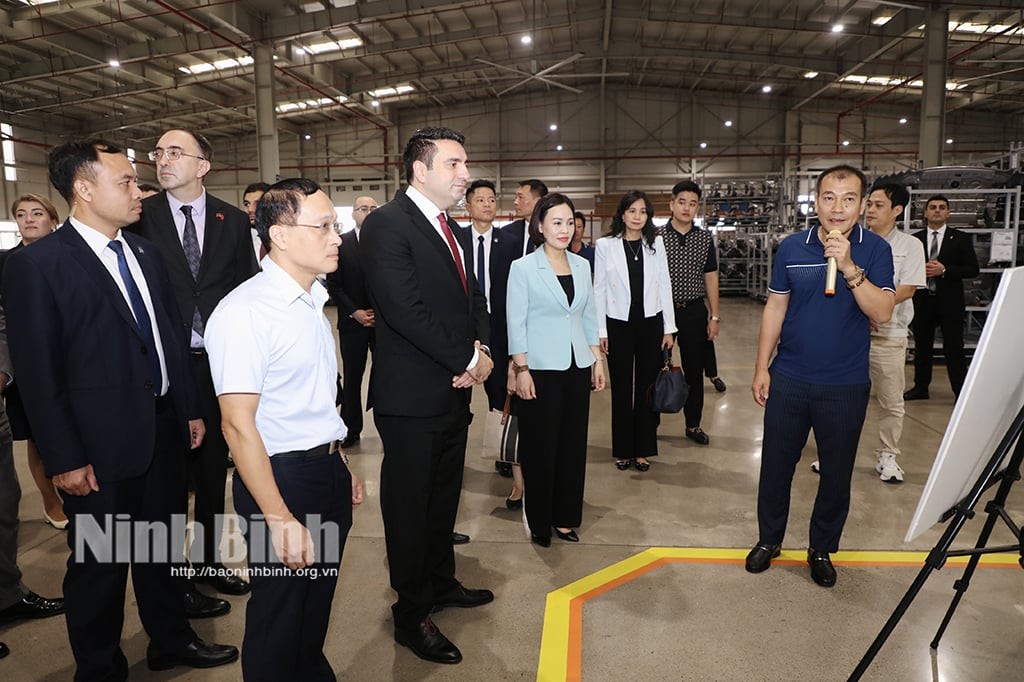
[899,117,908,124]
[371,100,380,107]
[304,133,312,141]
[699,142,708,149]
[109,59,120,68]
[842,140,851,146]
[724,120,733,127]
[761,85,772,93]
[946,138,954,144]
[521,35,532,45]
[555,144,563,151]
[549,123,558,131]
[804,71,819,79]
[832,24,844,33]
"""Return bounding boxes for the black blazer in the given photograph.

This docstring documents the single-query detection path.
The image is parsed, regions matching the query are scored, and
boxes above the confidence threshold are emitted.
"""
[912,227,979,314]
[130,191,258,337]
[461,223,511,410]
[360,190,489,417]
[1,223,198,481]
[325,230,371,332]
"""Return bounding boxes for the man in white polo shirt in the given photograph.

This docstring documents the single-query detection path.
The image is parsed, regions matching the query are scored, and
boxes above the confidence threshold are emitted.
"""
[206,178,364,681]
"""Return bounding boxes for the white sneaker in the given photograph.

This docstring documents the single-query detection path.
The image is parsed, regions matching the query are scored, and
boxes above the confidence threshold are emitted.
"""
[810,460,820,474]
[876,452,904,484]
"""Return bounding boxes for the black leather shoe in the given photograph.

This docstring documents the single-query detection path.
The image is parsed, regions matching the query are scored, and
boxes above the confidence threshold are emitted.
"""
[531,533,551,547]
[194,565,251,595]
[451,531,470,545]
[554,528,579,543]
[339,434,360,449]
[505,495,523,510]
[0,591,65,625]
[147,638,239,671]
[808,549,836,587]
[903,386,929,401]
[0,642,9,659]
[495,461,513,478]
[184,585,230,619]
[686,427,710,445]
[744,543,781,574]
[395,617,462,664]
[433,584,494,610]
[711,377,727,393]
[634,459,650,472]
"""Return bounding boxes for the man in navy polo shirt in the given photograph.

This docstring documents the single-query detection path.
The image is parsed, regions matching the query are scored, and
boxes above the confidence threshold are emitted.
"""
[745,164,895,588]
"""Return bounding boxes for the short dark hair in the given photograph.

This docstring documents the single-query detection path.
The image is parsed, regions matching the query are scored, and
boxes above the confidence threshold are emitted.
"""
[519,179,548,198]
[465,179,496,202]
[671,180,702,199]
[254,178,322,250]
[137,183,160,194]
[869,183,910,211]
[244,181,271,195]
[48,138,125,203]
[816,164,867,198]
[610,190,657,249]
[926,194,949,209]
[403,127,465,183]
[573,211,585,222]
[528,193,576,244]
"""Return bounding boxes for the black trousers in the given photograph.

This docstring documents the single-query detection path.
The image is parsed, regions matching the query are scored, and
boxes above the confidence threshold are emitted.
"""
[0,408,27,611]
[375,407,470,630]
[606,312,663,459]
[61,397,195,682]
[704,338,719,378]
[233,446,352,682]
[518,366,591,536]
[675,300,709,429]
[911,295,968,397]
[186,351,229,566]
[756,371,870,554]
[338,325,374,437]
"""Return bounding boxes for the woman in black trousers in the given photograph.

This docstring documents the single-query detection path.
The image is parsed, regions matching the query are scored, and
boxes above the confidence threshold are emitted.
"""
[507,193,606,547]
[594,191,676,472]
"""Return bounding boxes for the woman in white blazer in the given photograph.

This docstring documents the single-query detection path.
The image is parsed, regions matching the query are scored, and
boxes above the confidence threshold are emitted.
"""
[594,190,676,472]
[507,193,606,547]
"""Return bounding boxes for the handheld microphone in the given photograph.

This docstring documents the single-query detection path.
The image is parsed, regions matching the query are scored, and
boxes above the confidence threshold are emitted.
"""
[824,229,841,296]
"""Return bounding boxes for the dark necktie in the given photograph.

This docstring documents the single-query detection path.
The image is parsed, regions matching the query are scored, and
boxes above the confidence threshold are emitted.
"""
[180,205,205,335]
[437,213,468,294]
[927,231,939,293]
[477,234,486,297]
[108,240,162,394]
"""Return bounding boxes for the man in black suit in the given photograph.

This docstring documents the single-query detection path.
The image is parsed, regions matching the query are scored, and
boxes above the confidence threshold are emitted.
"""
[131,129,258,603]
[488,179,547,480]
[325,195,378,449]
[905,194,979,400]
[2,139,237,679]
[361,127,494,665]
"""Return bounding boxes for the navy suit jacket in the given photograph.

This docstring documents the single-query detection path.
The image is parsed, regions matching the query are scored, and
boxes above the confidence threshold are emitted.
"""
[130,191,258,339]
[325,230,371,332]
[361,190,489,417]
[1,222,198,480]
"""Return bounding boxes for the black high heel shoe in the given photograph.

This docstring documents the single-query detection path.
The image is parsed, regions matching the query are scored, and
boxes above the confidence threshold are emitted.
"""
[634,459,650,472]
[506,495,523,510]
[615,459,632,471]
[554,528,579,543]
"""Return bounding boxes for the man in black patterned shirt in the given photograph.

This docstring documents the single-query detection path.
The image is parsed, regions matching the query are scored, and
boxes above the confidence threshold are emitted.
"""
[657,180,720,445]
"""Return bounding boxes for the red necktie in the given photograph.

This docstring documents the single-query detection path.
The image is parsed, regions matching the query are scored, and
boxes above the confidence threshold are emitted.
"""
[437,213,468,294]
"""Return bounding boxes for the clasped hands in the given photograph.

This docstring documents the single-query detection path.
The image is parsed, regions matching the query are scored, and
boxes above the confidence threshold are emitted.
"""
[452,340,493,388]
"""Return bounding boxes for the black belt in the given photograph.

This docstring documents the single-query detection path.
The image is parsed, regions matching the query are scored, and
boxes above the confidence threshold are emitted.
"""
[271,441,339,460]
[675,298,704,308]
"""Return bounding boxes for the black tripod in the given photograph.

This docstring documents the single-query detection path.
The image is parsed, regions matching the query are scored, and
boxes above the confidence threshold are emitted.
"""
[849,404,1024,681]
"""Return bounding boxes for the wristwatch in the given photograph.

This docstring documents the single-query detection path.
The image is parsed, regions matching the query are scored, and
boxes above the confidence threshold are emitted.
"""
[709,316,721,322]
[479,344,491,358]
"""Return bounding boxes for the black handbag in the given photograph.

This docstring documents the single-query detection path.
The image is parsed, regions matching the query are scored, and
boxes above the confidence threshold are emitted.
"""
[650,348,688,413]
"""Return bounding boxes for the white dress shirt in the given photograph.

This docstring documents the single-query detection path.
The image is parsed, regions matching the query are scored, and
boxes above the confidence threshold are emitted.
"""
[166,189,208,251]
[471,225,493,312]
[205,257,347,455]
[69,217,169,395]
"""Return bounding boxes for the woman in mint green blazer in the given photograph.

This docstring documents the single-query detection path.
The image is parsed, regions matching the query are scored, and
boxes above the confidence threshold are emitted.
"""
[507,193,606,547]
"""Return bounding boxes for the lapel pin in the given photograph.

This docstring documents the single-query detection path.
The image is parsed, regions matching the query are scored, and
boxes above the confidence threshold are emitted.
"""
[216,212,225,220]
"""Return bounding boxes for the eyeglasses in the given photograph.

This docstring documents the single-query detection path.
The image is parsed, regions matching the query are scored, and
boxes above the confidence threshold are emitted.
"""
[353,206,377,213]
[286,222,344,236]
[148,148,206,162]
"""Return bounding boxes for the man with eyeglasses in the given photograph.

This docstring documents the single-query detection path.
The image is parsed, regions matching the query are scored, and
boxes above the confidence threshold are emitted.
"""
[745,165,895,588]
[206,178,363,680]
[131,129,259,611]
[325,196,378,450]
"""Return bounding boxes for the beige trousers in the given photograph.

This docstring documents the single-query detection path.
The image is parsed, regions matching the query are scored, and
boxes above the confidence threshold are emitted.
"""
[869,335,908,456]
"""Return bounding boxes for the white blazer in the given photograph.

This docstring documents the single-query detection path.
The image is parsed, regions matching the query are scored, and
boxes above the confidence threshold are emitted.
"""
[594,234,677,337]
